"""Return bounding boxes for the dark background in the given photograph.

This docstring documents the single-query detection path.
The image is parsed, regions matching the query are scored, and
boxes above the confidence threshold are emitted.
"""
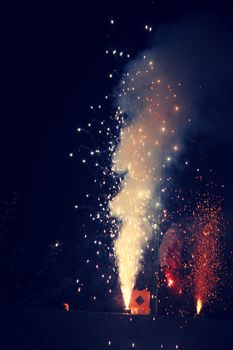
[1,0,233,316]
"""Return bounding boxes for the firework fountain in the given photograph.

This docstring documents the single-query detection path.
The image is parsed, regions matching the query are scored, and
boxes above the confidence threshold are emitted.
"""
[191,199,222,315]
[71,17,226,318]
[109,55,188,309]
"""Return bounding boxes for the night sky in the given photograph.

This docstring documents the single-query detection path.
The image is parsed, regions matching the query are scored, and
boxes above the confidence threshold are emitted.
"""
[1,0,233,318]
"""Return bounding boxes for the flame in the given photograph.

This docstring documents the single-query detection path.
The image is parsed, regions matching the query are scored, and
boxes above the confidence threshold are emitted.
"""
[196,298,202,315]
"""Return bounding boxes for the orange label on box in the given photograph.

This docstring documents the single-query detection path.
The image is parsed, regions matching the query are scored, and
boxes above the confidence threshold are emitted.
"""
[129,289,151,315]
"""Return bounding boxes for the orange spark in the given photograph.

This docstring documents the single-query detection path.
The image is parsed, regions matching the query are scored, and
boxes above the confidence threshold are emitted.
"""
[63,303,70,311]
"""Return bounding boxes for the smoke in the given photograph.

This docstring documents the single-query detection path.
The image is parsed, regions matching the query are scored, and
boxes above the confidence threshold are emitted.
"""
[109,13,233,308]
[151,13,233,139]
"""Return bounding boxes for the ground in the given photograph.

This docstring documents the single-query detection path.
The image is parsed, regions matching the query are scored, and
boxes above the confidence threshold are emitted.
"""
[0,308,232,349]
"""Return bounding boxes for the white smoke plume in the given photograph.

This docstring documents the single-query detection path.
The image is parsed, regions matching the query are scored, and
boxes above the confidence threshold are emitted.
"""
[109,13,233,308]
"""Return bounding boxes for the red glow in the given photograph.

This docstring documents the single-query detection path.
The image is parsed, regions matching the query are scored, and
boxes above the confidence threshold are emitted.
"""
[164,269,183,294]
[166,273,174,288]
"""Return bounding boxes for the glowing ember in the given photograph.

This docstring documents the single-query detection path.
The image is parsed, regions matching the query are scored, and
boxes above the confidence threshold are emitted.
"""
[63,303,70,311]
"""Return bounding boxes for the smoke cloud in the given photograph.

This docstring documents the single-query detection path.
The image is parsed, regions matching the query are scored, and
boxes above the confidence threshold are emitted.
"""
[109,13,233,308]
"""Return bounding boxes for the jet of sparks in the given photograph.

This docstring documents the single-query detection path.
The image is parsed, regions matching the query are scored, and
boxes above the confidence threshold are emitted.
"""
[109,55,186,309]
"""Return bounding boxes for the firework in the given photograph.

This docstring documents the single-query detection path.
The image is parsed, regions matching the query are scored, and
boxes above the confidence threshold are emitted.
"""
[190,198,223,315]
[68,16,227,318]
[108,55,188,309]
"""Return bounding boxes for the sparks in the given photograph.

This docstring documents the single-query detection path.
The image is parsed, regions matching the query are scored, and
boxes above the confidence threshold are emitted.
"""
[109,56,184,309]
